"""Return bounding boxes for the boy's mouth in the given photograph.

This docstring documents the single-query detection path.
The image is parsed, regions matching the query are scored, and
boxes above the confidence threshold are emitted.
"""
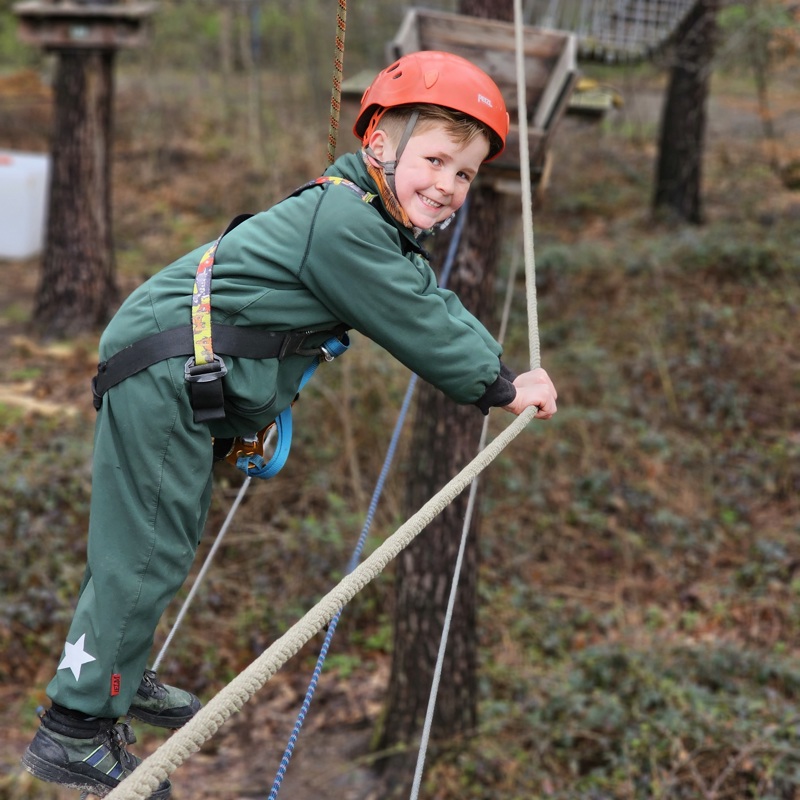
[418,193,443,210]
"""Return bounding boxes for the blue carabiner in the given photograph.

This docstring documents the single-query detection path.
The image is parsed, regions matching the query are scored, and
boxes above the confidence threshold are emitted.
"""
[236,334,350,479]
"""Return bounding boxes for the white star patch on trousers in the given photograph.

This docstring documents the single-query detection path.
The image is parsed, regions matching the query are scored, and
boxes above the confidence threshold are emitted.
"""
[57,633,97,681]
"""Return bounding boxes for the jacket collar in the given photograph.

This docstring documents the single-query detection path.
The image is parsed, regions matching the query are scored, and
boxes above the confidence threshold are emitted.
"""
[323,153,426,255]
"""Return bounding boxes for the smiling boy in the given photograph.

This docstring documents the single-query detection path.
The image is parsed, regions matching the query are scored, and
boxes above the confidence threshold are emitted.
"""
[23,51,557,798]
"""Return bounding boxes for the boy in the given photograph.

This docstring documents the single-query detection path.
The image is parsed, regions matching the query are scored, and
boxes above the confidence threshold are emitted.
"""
[22,50,557,798]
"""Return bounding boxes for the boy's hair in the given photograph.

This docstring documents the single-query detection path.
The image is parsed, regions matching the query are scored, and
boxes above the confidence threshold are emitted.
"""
[376,104,502,160]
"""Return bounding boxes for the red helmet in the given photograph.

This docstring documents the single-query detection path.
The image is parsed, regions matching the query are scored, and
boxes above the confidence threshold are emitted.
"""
[354,50,509,162]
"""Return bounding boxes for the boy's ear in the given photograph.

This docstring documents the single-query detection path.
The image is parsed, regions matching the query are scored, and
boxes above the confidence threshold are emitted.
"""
[366,128,394,162]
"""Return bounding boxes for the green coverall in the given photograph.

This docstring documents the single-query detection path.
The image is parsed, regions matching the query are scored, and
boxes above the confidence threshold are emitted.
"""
[47,152,515,718]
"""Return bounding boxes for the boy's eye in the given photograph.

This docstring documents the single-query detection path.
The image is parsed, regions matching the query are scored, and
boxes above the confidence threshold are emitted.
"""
[457,171,473,182]
[427,157,442,167]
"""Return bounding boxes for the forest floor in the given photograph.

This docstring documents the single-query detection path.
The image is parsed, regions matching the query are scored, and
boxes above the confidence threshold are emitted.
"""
[1,52,800,800]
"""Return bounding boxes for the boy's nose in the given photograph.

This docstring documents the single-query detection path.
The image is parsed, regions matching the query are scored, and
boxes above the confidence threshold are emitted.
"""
[436,172,455,195]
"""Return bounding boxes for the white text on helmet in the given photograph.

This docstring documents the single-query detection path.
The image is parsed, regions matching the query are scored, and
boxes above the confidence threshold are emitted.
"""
[477,94,494,107]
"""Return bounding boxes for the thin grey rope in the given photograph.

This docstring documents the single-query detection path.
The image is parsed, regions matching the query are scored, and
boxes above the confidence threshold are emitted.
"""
[408,233,523,800]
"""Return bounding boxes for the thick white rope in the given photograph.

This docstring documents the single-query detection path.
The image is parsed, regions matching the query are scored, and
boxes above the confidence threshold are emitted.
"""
[106,405,537,800]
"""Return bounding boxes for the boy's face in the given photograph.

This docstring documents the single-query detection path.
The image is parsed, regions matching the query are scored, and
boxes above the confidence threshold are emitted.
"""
[369,124,489,229]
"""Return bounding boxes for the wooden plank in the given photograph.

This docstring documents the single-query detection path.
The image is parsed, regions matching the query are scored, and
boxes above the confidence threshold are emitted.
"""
[532,33,577,129]
[417,13,567,61]
[14,1,156,50]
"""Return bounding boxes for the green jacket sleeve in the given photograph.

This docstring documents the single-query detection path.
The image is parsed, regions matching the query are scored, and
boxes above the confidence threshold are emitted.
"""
[297,185,504,405]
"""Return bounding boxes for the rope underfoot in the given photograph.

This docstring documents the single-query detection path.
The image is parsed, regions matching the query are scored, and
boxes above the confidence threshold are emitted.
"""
[104,405,537,800]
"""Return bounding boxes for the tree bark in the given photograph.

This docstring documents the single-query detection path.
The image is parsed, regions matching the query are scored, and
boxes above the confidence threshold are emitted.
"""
[35,49,118,338]
[652,0,720,224]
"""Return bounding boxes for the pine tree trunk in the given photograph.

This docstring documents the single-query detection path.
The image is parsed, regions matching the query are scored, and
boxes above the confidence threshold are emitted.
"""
[652,0,720,224]
[35,49,118,338]
[373,4,512,792]
[374,187,505,797]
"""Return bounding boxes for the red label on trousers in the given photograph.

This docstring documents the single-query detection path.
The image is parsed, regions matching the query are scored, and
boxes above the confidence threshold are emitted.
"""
[110,673,122,696]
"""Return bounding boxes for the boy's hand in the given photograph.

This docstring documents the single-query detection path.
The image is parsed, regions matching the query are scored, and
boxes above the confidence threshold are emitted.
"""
[503,367,558,419]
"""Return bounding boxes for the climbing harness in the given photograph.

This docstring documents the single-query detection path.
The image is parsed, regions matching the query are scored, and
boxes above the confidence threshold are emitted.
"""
[91,176,378,478]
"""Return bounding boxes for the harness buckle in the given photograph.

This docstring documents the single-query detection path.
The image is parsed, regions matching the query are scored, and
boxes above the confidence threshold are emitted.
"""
[184,355,229,423]
[281,330,332,360]
[184,354,228,383]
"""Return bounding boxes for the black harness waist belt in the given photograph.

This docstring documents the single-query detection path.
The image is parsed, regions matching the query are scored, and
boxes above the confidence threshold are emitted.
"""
[91,322,348,412]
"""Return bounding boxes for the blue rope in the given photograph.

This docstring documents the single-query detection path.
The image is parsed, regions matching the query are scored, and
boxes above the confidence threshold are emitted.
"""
[267,198,470,799]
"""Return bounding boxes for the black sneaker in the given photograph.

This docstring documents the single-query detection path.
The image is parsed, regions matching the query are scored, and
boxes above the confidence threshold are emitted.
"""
[22,718,171,798]
[127,669,202,729]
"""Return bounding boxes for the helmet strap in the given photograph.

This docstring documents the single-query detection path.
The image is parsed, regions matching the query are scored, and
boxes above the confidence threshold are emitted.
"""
[363,109,420,195]
[393,110,420,167]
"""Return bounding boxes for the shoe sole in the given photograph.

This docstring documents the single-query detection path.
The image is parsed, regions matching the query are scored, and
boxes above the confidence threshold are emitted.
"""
[128,706,196,729]
[22,746,172,799]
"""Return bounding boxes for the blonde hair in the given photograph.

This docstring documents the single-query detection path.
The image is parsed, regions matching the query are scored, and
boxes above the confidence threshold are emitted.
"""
[377,104,499,158]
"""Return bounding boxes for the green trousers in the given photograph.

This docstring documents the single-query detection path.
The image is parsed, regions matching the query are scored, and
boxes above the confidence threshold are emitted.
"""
[47,358,214,718]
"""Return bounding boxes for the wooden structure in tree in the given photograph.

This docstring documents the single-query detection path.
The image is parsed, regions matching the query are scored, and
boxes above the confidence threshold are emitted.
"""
[11,0,158,334]
[14,0,156,51]
[342,8,578,187]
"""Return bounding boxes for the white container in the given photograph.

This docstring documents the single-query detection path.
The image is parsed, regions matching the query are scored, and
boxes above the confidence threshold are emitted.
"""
[0,150,51,259]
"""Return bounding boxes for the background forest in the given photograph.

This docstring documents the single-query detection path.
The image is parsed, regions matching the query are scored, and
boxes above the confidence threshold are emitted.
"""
[1,1,799,798]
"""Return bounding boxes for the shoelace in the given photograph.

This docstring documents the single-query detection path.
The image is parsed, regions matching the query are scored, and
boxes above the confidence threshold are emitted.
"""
[100,722,138,772]
[140,669,166,698]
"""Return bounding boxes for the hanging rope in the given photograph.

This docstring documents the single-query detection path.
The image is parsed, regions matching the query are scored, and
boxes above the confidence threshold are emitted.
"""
[327,0,347,165]
[514,0,542,370]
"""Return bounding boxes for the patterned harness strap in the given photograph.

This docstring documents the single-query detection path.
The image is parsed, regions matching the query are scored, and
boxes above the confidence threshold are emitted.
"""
[188,176,375,390]
[186,176,372,473]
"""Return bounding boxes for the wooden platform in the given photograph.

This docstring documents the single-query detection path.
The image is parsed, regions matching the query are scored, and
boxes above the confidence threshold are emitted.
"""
[386,8,578,184]
[14,1,157,50]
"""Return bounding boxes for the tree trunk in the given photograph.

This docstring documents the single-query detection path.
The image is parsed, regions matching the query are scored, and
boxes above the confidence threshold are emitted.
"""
[374,0,509,776]
[374,3,512,790]
[652,0,720,224]
[35,49,118,338]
